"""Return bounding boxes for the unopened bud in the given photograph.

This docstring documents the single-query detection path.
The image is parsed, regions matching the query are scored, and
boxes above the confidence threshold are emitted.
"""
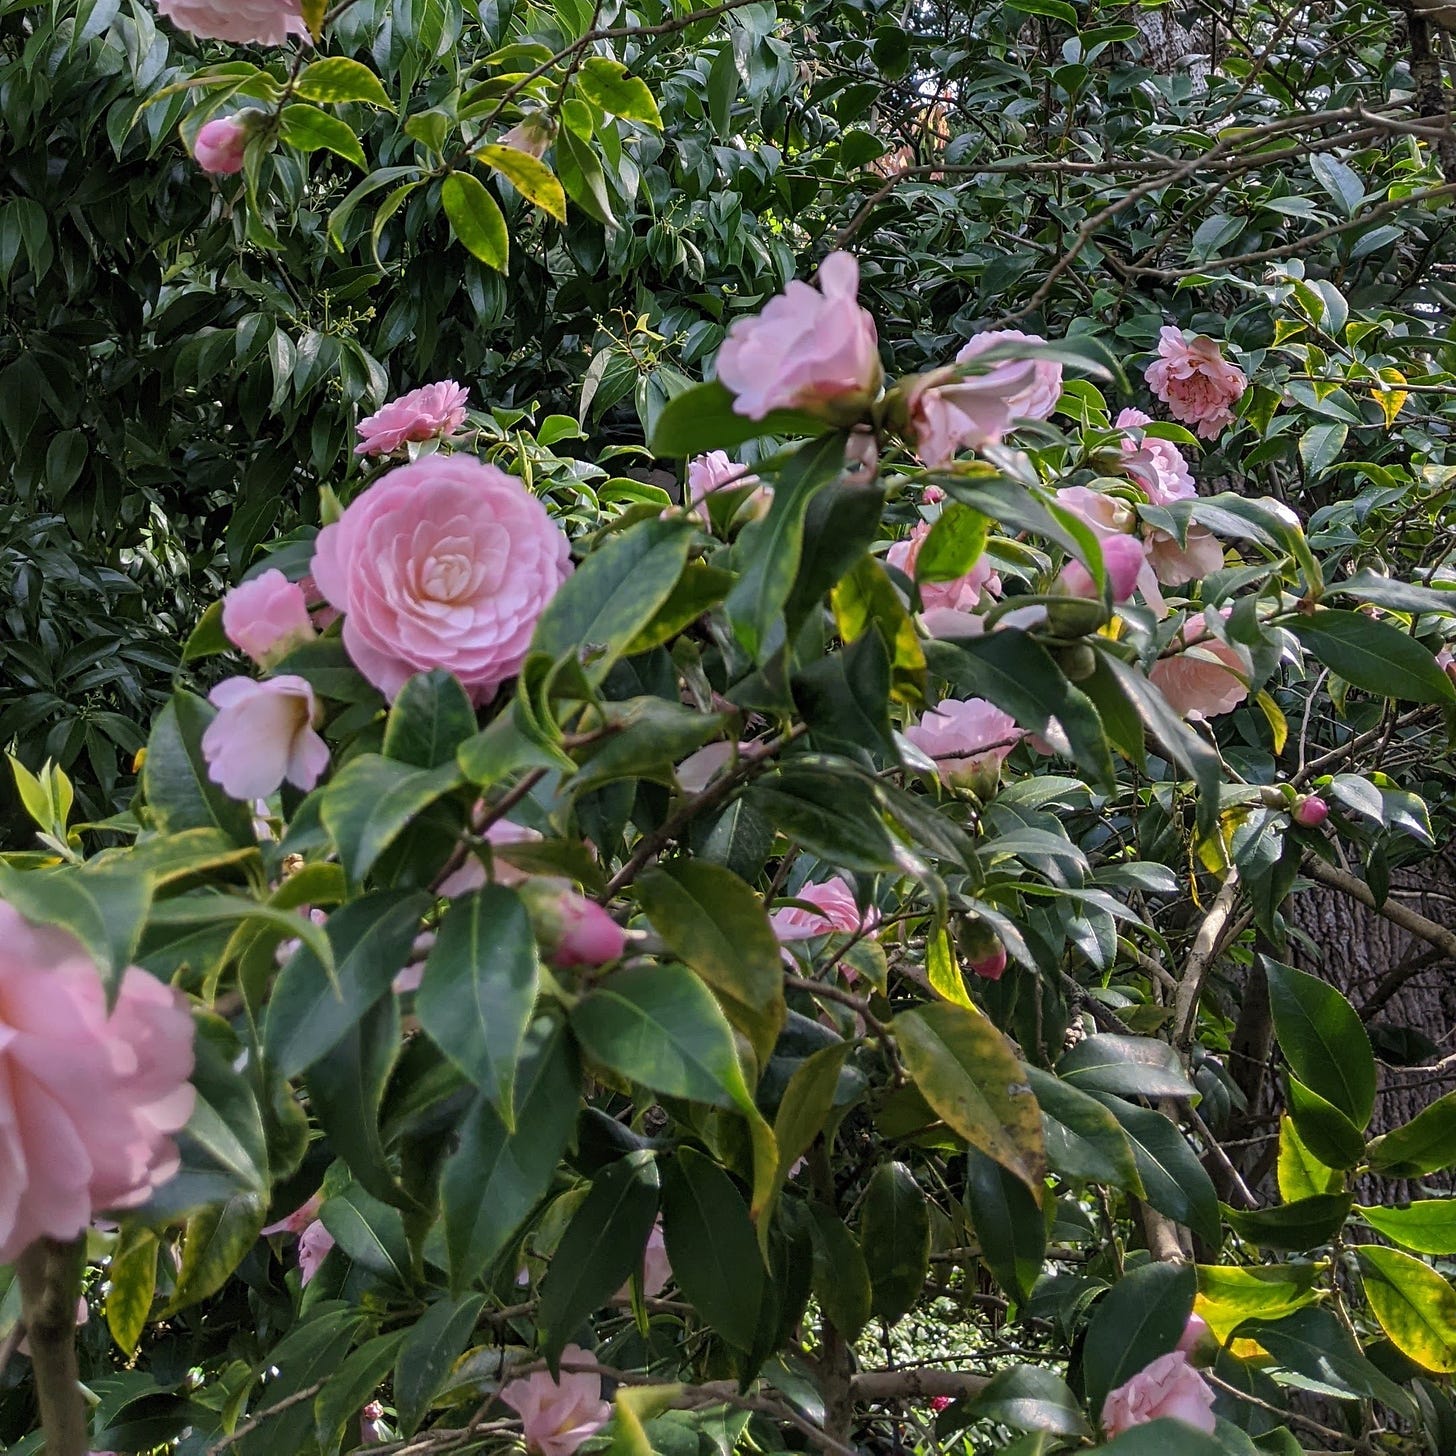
[1292,794,1329,829]
[499,113,558,160]
[518,878,626,968]
[956,917,1006,981]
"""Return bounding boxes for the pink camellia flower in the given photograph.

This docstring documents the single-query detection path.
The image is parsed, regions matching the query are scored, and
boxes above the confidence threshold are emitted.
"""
[1101,1350,1217,1438]
[355,381,470,457]
[499,114,557,159]
[193,116,249,175]
[904,360,1041,469]
[956,329,1063,422]
[310,455,572,705]
[0,904,195,1264]
[155,0,305,43]
[1115,408,1194,505]
[1293,795,1329,829]
[499,1345,612,1456]
[437,818,545,897]
[686,451,770,524]
[1144,327,1247,439]
[360,1400,387,1445]
[904,697,1022,793]
[927,1395,953,1415]
[618,1217,671,1299]
[202,675,329,802]
[675,740,744,795]
[297,1218,335,1285]
[886,523,1001,619]
[1148,614,1252,721]
[771,876,876,942]
[1055,485,1138,538]
[1144,524,1225,586]
[221,569,315,667]
[1056,534,1147,605]
[1177,1312,1214,1356]
[516,881,625,969]
[716,252,882,423]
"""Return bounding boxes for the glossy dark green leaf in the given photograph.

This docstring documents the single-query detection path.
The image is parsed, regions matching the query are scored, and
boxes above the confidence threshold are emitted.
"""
[966,1364,1089,1437]
[393,1294,486,1435]
[1094,1420,1224,1455]
[964,1150,1045,1302]
[320,1181,411,1284]
[1092,1094,1220,1244]
[647,380,825,457]
[859,1161,929,1324]
[1226,1193,1352,1251]
[1056,1034,1196,1100]
[1369,1090,1456,1177]
[1265,959,1374,1128]
[1292,610,1456,704]
[314,1330,407,1455]
[319,754,464,885]
[163,1192,267,1315]
[237,1310,364,1456]
[1241,1306,1415,1414]
[1026,1067,1143,1194]
[1082,1260,1195,1413]
[807,1205,873,1342]
[1285,1076,1366,1170]
[382,669,478,768]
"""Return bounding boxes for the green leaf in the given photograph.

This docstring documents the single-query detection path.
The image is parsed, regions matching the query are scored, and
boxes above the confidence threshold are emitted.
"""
[296,56,393,107]
[556,127,617,227]
[707,39,737,137]
[965,1365,1089,1438]
[1227,1193,1352,1251]
[1082,1260,1195,1413]
[894,1002,1046,1196]
[236,1311,364,1456]
[647,380,825,457]
[147,889,334,982]
[925,632,1114,793]
[1276,1113,1343,1201]
[0,860,152,986]
[1285,1076,1365,1170]
[725,433,853,662]
[772,1043,851,1185]
[1357,1201,1456,1256]
[393,1294,486,1435]
[1291,610,1456,704]
[1327,570,1456,616]
[264,891,430,1077]
[105,1227,158,1357]
[1264,958,1374,1127]
[570,963,753,1110]
[1056,1034,1196,1099]
[1369,1090,1456,1177]
[474,143,567,223]
[418,884,540,1126]
[319,754,463,885]
[661,1148,764,1350]
[538,1150,660,1360]
[182,600,229,662]
[964,1149,1045,1302]
[1092,1095,1220,1244]
[143,690,255,844]
[441,171,509,271]
[441,1019,579,1290]
[320,1181,411,1283]
[1005,0,1077,22]
[567,698,728,800]
[1094,1421,1224,1456]
[315,1331,407,1454]
[859,1161,930,1324]
[1310,152,1364,215]
[1297,421,1348,477]
[576,56,662,127]
[1357,1245,1456,1373]
[280,104,367,167]
[163,1192,267,1315]
[807,1205,872,1341]
[1194,1264,1320,1345]
[1241,1306,1415,1413]
[382,670,478,768]
[637,860,785,1063]
[532,518,695,685]
[1026,1068,1143,1194]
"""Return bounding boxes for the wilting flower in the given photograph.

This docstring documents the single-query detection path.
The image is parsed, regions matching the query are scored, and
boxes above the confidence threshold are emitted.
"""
[360,1401,387,1445]
[498,1345,612,1456]
[716,252,882,422]
[499,113,557,159]
[904,697,1022,792]
[771,877,876,942]
[261,1193,322,1238]
[1115,407,1194,505]
[222,569,315,666]
[956,329,1063,421]
[0,904,195,1263]
[355,381,470,457]
[1148,614,1251,720]
[309,455,572,704]
[1101,1351,1217,1437]
[202,675,329,801]
[193,116,249,174]
[155,0,304,43]
[1144,328,1246,439]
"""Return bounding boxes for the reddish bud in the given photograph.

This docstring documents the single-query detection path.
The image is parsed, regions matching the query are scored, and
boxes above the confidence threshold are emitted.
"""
[519,879,626,968]
[1292,795,1329,829]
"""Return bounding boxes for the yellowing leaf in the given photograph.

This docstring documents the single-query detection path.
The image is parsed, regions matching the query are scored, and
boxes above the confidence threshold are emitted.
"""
[1375,366,1408,427]
[1194,1262,1321,1344]
[928,926,972,1008]
[1358,1245,1456,1372]
[473,143,567,223]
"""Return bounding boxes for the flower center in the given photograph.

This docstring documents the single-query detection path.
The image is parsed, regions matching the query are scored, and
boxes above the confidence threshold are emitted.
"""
[421,550,472,602]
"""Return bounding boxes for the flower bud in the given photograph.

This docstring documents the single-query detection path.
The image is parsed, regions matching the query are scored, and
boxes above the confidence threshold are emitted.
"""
[518,879,626,968]
[1292,794,1329,829]
[499,112,558,160]
[193,114,251,175]
[956,917,1007,981]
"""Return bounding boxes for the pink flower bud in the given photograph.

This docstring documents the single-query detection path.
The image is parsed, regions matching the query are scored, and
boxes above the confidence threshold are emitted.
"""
[1292,795,1329,828]
[957,917,1007,981]
[1176,1312,1214,1357]
[1056,533,1146,606]
[928,1395,952,1413]
[969,943,1007,981]
[499,113,558,160]
[221,569,316,667]
[518,881,626,968]
[193,116,249,175]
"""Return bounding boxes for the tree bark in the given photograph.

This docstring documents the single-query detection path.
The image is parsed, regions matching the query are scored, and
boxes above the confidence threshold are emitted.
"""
[16,1239,88,1456]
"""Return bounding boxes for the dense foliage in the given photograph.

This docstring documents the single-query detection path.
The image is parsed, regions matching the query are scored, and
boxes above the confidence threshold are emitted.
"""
[9,0,1456,1453]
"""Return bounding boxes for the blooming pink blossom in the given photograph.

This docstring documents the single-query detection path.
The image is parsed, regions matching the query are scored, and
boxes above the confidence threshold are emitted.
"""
[887,523,1000,618]
[1292,795,1329,829]
[1148,615,1251,721]
[1055,486,1137,538]
[956,329,1063,421]
[904,698,1022,792]
[904,361,1039,468]
[716,252,882,422]
[355,381,470,457]
[686,451,770,523]
[1101,1350,1217,1438]
[1056,534,1146,605]
[298,572,341,631]
[155,0,305,43]
[202,675,329,801]
[1144,327,1247,439]
[1115,408,1194,505]
[222,569,315,666]
[193,117,248,175]
[310,455,572,705]
[771,877,876,942]
[297,1219,335,1285]
[499,1345,612,1456]
[0,904,195,1264]
[1144,524,1225,586]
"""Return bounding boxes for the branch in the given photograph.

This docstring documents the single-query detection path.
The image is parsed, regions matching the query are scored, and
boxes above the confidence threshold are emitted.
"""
[1301,854,1456,962]
[205,1380,327,1455]
[16,1239,88,1456]
[1173,869,1242,1053]
[849,1369,990,1402]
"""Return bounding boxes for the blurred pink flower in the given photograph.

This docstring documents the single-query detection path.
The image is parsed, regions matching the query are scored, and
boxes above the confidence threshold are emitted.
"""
[437,818,544,897]
[0,904,195,1263]
[222,569,315,666]
[618,1217,671,1299]
[771,877,876,942]
[1115,407,1194,505]
[675,741,744,795]
[1101,1350,1216,1437]
[310,455,572,705]
[716,252,882,422]
[1144,524,1224,586]
[1056,534,1146,605]
[1055,485,1137,538]
[499,1346,612,1456]
[202,675,329,801]
[360,1400,387,1444]
[1177,1312,1214,1356]
[499,114,556,159]
[156,0,304,43]
[356,381,469,456]
[904,697,1021,792]
[1145,328,1246,439]
[887,522,1000,617]
[297,1219,335,1285]
[193,116,248,174]
[1148,615,1251,721]
[262,1193,322,1237]
[956,329,1063,421]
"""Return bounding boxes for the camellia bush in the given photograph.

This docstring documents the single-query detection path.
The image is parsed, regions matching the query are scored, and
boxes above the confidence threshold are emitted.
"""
[15,0,1456,1453]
